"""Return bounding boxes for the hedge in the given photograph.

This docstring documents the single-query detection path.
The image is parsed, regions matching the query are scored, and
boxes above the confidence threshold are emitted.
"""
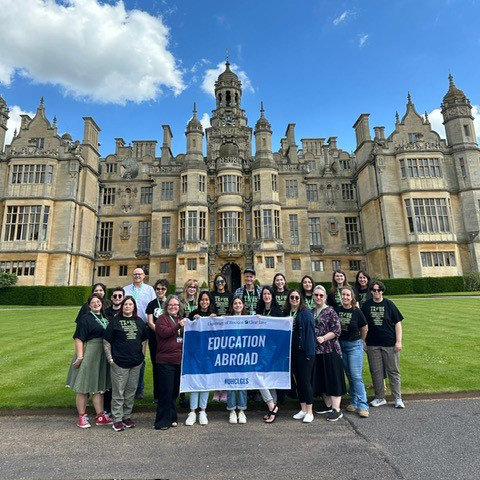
[0,277,470,306]
[0,286,91,306]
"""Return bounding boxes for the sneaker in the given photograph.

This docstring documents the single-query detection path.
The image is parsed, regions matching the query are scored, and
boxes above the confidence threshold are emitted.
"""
[229,411,238,424]
[198,411,208,425]
[345,405,357,413]
[135,391,144,400]
[315,405,333,414]
[238,410,247,424]
[185,412,197,426]
[77,414,91,429]
[220,392,227,402]
[95,413,113,426]
[394,398,405,409]
[370,398,387,407]
[112,421,125,432]
[326,409,343,422]
[123,418,135,428]
[293,410,307,420]
[303,413,314,423]
[212,392,220,402]
[358,410,369,418]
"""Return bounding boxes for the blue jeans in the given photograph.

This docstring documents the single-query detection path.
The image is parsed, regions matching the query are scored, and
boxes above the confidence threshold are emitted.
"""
[190,391,210,410]
[226,390,247,410]
[136,360,145,394]
[340,339,369,411]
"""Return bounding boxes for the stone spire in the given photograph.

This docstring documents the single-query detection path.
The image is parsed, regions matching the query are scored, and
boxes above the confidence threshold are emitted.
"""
[255,101,271,133]
[186,102,203,133]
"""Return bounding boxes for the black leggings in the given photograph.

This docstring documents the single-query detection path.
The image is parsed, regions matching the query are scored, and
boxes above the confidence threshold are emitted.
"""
[292,350,315,405]
[154,363,181,428]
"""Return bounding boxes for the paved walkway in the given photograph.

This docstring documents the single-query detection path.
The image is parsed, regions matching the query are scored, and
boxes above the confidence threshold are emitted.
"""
[1,398,479,479]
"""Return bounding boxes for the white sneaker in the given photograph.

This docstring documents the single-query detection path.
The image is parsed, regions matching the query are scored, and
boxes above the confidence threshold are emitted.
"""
[370,398,387,407]
[303,413,314,423]
[185,412,196,426]
[229,411,238,424]
[293,410,307,420]
[394,398,405,409]
[198,410,208,425]
[238,410,247,424]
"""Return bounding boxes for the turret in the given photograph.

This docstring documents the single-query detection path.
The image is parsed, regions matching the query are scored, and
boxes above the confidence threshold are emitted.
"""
[254,102,273,158]
[0,94,9,152]
[185,102,204,163]
[441,74,477,147]
[214,60,242,110]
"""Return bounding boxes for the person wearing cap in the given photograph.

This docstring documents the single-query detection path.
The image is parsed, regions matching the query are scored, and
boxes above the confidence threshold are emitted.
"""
[361,280,405,409]
[234,269,262,315]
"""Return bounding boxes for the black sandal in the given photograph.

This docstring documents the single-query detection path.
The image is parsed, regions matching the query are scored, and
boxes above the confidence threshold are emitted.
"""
[264,405,279,423]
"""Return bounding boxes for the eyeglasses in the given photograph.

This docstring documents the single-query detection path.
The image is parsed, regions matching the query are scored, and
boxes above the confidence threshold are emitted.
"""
[156,287,167,291]
[371,288,382,292]
[168,303,180,307]
[133,273,143,276]
[290,295,300,300]
[112,294,123,299]
[188,286,197,289]
[314,293,324,297]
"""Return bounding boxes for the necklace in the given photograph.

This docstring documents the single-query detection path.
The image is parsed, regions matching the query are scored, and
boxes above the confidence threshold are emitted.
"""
[90,311,108,329]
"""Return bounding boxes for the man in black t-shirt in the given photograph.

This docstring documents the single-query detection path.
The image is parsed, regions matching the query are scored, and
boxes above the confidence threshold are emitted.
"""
[105,287,125,321]
[361,281,404,409]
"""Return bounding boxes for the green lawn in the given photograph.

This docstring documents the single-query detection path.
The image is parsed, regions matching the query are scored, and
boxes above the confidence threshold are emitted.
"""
[0,298,479,408]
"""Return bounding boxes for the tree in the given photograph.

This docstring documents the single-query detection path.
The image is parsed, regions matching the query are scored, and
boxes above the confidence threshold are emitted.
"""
[0,271,18,288]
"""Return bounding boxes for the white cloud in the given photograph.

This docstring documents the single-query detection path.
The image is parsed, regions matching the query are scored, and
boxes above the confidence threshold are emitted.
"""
[359,34,369,48]
[333,10,353,26]
[5,105,36,146]
[0,0,185,104]
[428,105,480,141]
[201,62,254,98]
[200,113,210,130]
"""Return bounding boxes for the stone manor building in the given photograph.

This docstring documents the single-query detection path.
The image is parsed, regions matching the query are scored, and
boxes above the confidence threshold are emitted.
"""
[0,64,479,290]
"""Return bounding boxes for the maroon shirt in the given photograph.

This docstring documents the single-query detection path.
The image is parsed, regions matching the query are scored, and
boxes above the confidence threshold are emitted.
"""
[155,313,184,364]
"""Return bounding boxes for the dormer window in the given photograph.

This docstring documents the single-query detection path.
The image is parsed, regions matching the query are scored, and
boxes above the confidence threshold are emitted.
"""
[30,137,44,148]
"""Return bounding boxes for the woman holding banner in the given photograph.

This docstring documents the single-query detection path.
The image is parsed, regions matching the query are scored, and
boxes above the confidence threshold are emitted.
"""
[225,296,249,424]
[256,286,283,423]
[184,291,216,426]
[154,295,188,430]
[285,289,316,423]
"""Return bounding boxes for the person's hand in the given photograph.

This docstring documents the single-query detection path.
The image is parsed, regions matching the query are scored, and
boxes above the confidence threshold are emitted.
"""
[363,341,368,352]
[316,336,324,344]
[179,318,188,327]
[73,356,83,368]
[394,341,402,352]
[108,357,114,366]
[193,314,200,320]
[210,314,217,317]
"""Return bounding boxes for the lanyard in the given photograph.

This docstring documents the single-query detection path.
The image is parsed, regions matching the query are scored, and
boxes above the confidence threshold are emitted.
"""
[168,314,177,325]
[305,296,314,309]
[245,289,256,309]
[90,311,108,329]
[132,284,143,301]
[290,310,298,320]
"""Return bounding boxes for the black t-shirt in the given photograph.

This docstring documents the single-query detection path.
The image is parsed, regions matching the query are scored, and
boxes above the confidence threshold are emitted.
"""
[211,292,233,316]
[291,311,300,351]
[73,312,107,341]
[104,305,121,322]
[274,290,289,311]
[362,298,403,347]
[256,305,284,317]
[327,291,342,313]
[145,298,166,324]
[103,316,149,368]
[354,287,371,307]
[337,306,367,342]
[188,308,213,320]
[303,294,315,311]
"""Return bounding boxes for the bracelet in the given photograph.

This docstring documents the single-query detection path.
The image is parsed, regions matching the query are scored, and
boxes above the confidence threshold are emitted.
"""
[76,356,83,360]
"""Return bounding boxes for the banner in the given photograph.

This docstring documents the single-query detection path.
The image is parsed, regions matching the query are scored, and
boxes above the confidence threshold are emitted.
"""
[180,315,292,393]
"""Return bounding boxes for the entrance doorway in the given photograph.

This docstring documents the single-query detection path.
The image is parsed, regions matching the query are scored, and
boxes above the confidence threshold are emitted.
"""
[221,263,242,293]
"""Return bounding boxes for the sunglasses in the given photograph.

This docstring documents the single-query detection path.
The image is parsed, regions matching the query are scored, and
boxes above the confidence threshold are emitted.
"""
[215,280,225,284]
[156,287,167,291]
[371,288,382,292]
[290,295,300,300]
[112,294,123,299]
[314,293,324,297]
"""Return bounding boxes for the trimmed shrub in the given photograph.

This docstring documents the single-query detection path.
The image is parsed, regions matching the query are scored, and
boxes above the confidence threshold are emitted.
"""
[381,276,465,295]
[0,286,91,306]
[0,272,18,287]
[464,272,480,292]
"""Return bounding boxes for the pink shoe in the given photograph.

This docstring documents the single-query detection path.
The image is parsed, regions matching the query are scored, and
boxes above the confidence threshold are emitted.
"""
[77,414,91,429]
[220,391,227,402]
[95,413,113,425]
[212,392,220,402]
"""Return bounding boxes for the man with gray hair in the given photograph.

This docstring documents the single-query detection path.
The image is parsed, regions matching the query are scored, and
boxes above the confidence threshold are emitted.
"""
[124,267,156,399]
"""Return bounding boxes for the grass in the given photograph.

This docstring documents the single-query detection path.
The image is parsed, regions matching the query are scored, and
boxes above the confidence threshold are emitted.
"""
[0,298,479,408]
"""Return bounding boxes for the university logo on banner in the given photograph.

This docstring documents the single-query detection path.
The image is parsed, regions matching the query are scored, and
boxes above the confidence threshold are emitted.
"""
[180,315,292,393]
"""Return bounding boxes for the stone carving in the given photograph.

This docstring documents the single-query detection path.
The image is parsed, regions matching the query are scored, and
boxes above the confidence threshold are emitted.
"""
[121,157,139,179]
[97,251,112,259]
[118,187,137,212]
[119,221,132,239]
[135,250,150,259]
[327,217,339,235]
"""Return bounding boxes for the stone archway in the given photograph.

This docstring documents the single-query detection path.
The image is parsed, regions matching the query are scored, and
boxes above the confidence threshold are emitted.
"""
[221,262,242,293]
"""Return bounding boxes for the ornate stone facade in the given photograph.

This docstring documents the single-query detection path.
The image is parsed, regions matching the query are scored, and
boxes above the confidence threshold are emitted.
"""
[1,68,479,289]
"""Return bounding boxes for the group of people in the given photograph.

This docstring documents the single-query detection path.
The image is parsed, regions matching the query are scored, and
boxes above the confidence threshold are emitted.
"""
[66,267,404,431]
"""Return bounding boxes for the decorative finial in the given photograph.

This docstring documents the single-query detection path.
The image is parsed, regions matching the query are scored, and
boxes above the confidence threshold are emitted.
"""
[448,73,455,88]
[40,96,44,106]
[260,101,265,117]
[424,111,429,123]
[193,102,197,118]
[225,48,230,66]
[395,111,400,123]
[13,128,17,137]
[407,92,412,104]
[53,115,57,125]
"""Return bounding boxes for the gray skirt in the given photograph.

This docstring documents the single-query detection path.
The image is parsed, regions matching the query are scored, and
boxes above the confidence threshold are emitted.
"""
[66,337,111,394]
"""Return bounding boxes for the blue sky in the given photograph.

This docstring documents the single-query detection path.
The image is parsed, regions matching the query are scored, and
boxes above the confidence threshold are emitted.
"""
[1,0,480,156]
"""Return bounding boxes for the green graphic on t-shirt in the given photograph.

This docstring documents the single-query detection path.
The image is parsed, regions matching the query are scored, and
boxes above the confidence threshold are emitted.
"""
[369,305,385,326]
[338,311,353,331]
[215,295,230,315]
[120,319,138,340]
